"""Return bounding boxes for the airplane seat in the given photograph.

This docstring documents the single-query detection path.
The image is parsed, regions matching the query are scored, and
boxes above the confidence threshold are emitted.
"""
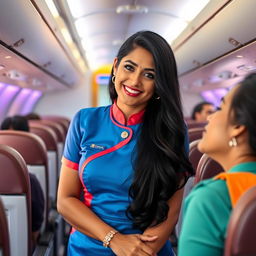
[0,130,49,231]
[29,120,66,173]
[0,144,32,256]
[29,124,66,256]
[29,124,59,205]
[194,153,224,185]
[0,131,55,253]
[0,197,10,256]
[224,186,256,256]
[189,139,203,175]
[41,116,70,136]
[188,127,205,143]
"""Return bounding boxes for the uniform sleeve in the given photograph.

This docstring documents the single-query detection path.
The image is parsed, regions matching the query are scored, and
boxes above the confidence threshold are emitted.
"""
[62,110,82,171]
[178,182,231,256]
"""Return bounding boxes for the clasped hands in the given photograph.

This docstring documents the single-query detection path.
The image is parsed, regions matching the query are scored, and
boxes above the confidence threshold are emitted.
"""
[110,232,158,256]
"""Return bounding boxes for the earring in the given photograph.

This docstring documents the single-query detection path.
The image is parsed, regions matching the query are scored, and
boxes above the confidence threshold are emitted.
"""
[155,96,160,100]
[112,75,115,84]
[228,137,237,147]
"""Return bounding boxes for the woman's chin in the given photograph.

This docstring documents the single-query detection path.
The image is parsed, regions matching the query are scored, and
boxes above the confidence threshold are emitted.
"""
[197,140,206,154]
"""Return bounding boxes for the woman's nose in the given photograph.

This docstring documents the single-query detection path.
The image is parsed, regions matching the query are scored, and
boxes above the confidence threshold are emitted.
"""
[129,72,141,86]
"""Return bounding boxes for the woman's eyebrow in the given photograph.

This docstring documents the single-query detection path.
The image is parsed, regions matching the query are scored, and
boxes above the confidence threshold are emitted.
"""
[124,60,155,72]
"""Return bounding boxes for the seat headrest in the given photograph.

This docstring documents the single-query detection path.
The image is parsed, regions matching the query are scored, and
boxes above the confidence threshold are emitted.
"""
[0,130,47,165]
[194,153,224,184]
[0,144,30,194]
[225,186,256,256]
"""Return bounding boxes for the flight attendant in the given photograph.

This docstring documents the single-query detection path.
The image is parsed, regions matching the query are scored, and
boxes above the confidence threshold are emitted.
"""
[57,30,193,256]
[178,73,256,256]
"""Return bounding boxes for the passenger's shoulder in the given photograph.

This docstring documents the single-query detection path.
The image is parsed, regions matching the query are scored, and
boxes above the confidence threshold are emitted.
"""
[189,178,229,203]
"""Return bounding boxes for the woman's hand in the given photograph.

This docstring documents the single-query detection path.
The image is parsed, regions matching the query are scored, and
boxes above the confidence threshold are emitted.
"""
[109,233,158,256]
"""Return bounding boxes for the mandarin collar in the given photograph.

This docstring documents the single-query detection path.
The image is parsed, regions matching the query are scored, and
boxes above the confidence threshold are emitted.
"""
[111,102,145,126]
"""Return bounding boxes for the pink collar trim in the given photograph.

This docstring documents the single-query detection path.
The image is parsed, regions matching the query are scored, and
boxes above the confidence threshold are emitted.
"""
[111,102,145,125]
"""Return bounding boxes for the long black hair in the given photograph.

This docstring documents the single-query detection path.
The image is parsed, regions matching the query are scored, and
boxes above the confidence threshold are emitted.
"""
[108,31,193,230]
[230,73,256,154]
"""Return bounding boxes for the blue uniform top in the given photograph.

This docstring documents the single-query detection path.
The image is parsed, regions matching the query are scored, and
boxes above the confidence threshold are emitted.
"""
[62,103,188,255]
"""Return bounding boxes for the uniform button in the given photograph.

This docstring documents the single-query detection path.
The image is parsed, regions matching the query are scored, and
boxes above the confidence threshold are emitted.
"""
[121,131,129,139]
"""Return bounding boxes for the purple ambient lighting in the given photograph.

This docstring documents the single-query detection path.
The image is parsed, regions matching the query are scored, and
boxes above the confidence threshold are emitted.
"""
[0,84,20,122]
[20,90,43,115]
[200,90,219,106]
[7,88,33,116]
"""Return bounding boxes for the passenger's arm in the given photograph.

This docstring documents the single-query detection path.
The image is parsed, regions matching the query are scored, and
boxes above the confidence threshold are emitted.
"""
[57,165,157,256]
[178,185,228,256]
[141,187,184,253]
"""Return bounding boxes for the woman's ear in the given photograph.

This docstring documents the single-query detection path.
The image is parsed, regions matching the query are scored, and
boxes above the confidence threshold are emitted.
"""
[113,58,118,75]
[230,124,246,138]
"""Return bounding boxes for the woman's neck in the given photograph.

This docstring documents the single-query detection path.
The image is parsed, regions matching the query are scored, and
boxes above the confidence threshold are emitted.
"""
[216,153,256,172]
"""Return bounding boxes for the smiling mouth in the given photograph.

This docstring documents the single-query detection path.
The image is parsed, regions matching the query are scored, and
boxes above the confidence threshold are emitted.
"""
[123,85,142,97]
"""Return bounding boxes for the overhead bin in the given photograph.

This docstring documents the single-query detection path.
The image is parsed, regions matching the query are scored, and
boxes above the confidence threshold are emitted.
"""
[0,0,83,89]
[174,0,256,75]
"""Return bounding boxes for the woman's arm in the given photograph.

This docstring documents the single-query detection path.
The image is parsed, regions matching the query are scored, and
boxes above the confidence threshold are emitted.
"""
[57,165,114,240]
[141,187,184,253]
[57,165,157,256]
[178,183,229,256]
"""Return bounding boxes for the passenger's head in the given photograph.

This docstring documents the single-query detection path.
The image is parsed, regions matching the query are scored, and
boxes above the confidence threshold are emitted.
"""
[1,115,29,132]
[191,101,215,122]
[108,30,180,111]
[25,112,41,120]
[198,73,256,164]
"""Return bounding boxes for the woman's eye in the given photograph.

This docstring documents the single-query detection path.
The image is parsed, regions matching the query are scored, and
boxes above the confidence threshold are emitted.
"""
[124,64,134,71]
[144,73,155,79]
[216,106,222,111]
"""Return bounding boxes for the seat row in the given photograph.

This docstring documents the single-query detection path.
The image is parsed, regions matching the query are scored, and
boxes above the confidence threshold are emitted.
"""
[0,116,70,256]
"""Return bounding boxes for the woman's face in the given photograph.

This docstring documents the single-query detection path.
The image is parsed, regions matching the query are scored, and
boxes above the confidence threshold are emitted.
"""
[113,46,155,113]
[198,86,238,156]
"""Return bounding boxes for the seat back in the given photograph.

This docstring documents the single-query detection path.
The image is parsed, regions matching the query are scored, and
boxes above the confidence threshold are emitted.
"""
[41,116,70,136]
[29,124,58,203]
[0,198,10,256]
[188,127,204,143]
[224,186,256,256]
[194,153,224,185]
[0,130,49,232]
[0,144,32,256]
[29,120,65,169]
[189,139,203,175]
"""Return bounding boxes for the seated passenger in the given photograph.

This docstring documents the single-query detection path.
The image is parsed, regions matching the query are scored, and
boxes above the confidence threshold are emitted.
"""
[191,101,215,122]
[178,73,256,256]
[25,112,41,120]
[0,115,45,245]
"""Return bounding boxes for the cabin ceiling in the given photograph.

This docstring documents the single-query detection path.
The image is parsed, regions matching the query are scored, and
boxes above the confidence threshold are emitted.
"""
[0,0,255,94]
[55,0,213,70]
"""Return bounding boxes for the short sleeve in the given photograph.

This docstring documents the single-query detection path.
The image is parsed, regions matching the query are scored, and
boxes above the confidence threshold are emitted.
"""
[178,180,231,256]
[62,110,82,170]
